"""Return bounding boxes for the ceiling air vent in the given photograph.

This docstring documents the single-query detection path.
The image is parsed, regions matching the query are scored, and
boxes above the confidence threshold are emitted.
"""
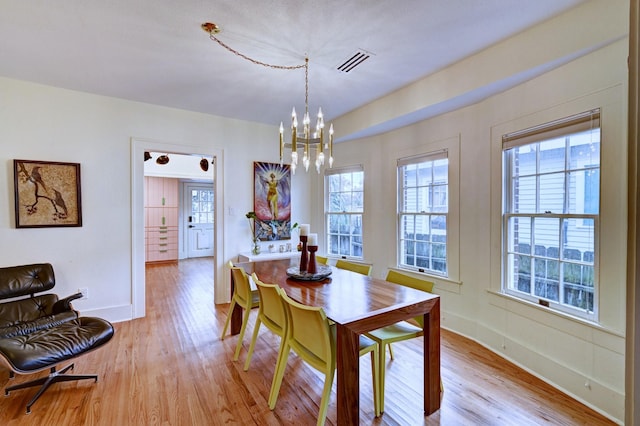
[336,50,372,73]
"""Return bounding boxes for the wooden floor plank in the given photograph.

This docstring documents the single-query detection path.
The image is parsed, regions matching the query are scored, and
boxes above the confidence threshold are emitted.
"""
[0,258,615,425]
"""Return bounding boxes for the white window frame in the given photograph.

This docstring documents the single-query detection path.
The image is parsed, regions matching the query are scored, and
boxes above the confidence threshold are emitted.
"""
[397,150,449,277]
[501,109,600,321]
[324,165,364,260]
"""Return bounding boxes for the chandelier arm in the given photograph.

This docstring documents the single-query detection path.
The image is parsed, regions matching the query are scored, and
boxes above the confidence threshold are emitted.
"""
[208,33,306,70]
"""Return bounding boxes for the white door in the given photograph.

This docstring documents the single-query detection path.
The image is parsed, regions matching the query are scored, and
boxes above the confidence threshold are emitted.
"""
[183,183,215,258]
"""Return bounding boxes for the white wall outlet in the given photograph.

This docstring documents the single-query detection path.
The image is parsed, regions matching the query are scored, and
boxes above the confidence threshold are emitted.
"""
[78,287,89,299]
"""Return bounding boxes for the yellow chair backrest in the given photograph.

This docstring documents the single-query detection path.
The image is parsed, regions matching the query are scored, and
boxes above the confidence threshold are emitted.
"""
[252,273,287,331]
[335,259,372,276]
[229,263,252,306]
[281,292,335,373]
[385,270,434,328]
[385,270,434,292]
[316,255,329,265]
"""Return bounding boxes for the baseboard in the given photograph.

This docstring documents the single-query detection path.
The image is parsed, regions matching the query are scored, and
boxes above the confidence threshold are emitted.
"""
[441,311,624,425]
[79,304,133,324]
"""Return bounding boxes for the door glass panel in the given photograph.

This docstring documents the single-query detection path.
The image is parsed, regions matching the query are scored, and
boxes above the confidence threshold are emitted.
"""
[191,189,214,224]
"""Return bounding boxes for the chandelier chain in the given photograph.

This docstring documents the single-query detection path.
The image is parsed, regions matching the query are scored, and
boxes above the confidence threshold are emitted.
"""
[202,22,332,174]
[207,33,306,71]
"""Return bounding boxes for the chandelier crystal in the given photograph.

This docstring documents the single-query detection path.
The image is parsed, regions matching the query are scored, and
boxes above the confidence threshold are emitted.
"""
[202,22,334,174]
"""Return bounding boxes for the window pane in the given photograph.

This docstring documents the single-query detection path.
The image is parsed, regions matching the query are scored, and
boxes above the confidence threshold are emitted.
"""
[539,172,565,213]
[508,216,531,253]
[564,218,594,256]
[353,191,364,212]
[329,175,340,192]
[432,184,448,213]
[403,165,417,187]
[328,214,340,233]
[431,215,446,241]
[433,159,447,182]
[567,169,599,215]
[431,242,447,273]
[507,253,532,293]
[352,171,364,191]
[513,145,536,176]
[339,192,352,212]
[415,215,430,240]
[539,138,565,173]
[329,193,341,212]
[511,176,536,213]
[569,129,600,170]
[417,163,432,186]
[533,217,559,250]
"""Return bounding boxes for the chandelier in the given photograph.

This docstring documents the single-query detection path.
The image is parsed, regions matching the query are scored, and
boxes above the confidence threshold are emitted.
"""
[202,22,334,174]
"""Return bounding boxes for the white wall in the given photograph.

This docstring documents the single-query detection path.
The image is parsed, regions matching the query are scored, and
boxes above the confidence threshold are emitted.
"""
[320,32,628,426]
[0,77,311,320]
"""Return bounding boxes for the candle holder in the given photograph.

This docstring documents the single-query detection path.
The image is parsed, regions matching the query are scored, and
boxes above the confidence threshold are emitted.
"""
[307,245,318,274]
[299,235,308,272]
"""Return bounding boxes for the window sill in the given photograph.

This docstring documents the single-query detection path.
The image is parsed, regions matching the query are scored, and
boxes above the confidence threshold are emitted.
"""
[486,289,623,338]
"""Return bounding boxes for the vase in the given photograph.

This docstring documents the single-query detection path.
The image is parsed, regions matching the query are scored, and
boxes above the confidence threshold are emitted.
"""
[252,241,261,255]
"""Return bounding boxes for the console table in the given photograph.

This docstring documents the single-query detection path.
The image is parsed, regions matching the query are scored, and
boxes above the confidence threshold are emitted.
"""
[237,250,299,262]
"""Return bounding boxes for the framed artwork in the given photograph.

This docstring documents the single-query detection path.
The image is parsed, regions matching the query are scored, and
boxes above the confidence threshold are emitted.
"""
[253,161,292,241]
[14,159,82,228]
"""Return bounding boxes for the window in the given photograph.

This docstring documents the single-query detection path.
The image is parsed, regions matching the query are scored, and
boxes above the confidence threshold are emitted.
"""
[502,109,600,320]
[325,166,364,259]
[398,151,449,276]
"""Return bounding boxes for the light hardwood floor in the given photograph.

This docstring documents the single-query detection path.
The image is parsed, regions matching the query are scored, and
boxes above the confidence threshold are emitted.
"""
[0,258,615,425]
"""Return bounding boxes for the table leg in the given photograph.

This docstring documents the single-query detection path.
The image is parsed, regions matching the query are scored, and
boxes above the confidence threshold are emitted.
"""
[336,324,360,425]
[424,298,441,415]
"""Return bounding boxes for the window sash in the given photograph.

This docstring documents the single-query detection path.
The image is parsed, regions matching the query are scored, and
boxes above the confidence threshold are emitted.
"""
[503,212,597,319]
[326,212,363,258]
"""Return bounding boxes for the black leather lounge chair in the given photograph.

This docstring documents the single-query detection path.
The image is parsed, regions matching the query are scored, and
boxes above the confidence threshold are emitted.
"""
[0,263,114,413]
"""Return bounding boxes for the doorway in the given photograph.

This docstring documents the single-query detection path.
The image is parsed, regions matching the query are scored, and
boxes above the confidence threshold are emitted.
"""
[131,138,225,319]
[183,182,214,258]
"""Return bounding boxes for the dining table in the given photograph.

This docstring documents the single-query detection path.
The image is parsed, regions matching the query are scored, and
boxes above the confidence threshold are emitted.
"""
[230,257,441,425]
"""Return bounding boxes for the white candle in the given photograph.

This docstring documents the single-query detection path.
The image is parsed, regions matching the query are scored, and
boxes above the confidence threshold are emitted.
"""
[299,224,310,236]
[308,233,317,246]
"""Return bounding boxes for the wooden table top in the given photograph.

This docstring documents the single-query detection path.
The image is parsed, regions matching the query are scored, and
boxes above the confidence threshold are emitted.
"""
[236,258,439,329]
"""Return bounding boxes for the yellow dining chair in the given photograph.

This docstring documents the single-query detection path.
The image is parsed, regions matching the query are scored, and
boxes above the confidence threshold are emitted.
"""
[335,259,372,276]
[316,255,329,265]
[221,261,260,361]
[365,269,437,413]
[243,273,288,372]
[270,292,381,424]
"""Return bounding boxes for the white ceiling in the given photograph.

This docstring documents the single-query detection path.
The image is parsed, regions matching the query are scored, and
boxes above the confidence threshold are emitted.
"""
[0,0,586,137]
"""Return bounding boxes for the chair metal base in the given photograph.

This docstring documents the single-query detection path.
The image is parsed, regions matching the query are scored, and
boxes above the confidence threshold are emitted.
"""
[5,363,98,414]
